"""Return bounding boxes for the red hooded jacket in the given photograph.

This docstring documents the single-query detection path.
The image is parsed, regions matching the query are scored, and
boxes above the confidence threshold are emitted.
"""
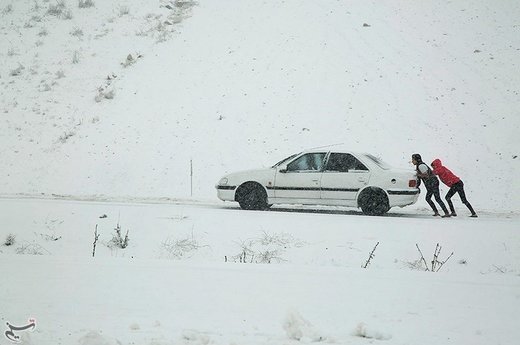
[431,159,460,187]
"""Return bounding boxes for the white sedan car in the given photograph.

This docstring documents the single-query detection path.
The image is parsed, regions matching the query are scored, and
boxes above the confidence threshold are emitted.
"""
[216,149,420,215]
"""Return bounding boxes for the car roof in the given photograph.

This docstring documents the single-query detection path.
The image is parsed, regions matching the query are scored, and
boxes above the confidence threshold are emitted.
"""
[302,146,365,156]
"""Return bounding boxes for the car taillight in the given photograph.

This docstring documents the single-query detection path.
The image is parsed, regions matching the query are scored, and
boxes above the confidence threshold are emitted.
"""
[409,179,417,187]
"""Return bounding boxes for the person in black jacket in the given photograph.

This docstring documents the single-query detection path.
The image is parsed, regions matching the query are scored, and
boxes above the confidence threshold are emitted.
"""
[412,154,450,217]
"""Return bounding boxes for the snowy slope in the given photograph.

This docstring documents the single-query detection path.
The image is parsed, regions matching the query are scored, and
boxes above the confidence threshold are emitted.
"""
[1,0,519,212]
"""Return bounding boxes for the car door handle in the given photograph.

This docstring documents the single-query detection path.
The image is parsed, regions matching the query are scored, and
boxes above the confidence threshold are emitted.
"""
[358,177,367,182]
[312,179,319,182]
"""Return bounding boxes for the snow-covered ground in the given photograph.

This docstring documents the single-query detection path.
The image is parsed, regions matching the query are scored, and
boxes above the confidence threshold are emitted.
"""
[1,0,519,344]
[1,198,519,344]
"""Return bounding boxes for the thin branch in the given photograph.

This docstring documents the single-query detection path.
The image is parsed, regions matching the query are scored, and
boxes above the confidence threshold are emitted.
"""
[416,244,430,271]
[362,242,379,268]
[436,252,454,272]
[92,225,100,257]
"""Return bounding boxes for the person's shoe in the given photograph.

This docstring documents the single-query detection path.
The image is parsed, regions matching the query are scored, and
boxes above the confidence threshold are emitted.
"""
[432,212,440,217]
[451,212,457,217]
[470,214,478,218]
[441,213,451,218]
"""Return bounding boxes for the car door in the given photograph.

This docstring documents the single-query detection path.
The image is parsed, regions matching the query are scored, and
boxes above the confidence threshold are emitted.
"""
[320,152,371,204]
[273,152,327,201]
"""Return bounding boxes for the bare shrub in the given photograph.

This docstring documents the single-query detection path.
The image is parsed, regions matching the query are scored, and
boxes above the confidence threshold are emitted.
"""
[37,232,62,241]
[61,9,73,19]
[95,88,115,102]
[78,0,95,8]
[160,234,205,260]
[38,27,48,36]
[413,243,454,272]
[58,131,75,143]
[55,69,65,78]
[10,64,25,76]
[2,4,13,14]
[47,2,65,16]
[256,248,285,264]
[4,234,16,246]
[72,50,80,63]
[226,231,302,264]
[32,1,41,12]
[7,47,17,57]
[108,222,129,249]
[174,0,198,9]
[118,5,130,17]
[16,243,50,255]
[70,27,83,37]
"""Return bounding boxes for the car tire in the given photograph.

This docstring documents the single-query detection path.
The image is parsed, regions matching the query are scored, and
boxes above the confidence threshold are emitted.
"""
[236,182,268,210]
[358,187,390,216]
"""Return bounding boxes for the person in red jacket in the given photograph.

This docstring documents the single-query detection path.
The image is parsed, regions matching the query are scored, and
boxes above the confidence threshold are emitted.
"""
[431,159,478,217]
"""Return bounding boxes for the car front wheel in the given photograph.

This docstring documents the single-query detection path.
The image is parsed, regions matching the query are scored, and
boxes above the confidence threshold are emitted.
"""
[236,182,268,210]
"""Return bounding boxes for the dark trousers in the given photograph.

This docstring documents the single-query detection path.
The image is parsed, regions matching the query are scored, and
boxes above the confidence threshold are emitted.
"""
[446,181,476,215]
[425,178,449,214]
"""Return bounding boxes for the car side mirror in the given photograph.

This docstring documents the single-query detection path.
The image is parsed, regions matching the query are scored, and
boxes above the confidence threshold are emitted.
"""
[279,165,288,173]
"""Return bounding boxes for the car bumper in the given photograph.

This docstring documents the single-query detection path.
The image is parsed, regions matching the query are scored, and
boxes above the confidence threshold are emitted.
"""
[216,185,236,201]
[387,189,420,207]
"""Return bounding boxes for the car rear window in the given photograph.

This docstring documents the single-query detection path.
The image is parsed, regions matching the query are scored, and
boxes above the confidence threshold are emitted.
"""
[364,154,391,170]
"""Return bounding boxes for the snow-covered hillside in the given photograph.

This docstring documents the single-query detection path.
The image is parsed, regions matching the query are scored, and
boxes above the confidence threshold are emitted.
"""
[1,0,519,212]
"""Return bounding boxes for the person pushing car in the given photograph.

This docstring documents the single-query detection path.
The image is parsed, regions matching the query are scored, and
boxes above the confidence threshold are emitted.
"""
[412,153,451,217]
[431,158,478,218]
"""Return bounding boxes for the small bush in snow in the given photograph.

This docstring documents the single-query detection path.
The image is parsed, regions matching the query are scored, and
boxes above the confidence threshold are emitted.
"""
[353,323,391,340]
[4,234,16,246]
[2,4,13,14]
[32,1,41,12]
[108,222,129,249]
[7,47,17,57]
[38,27,48,36]
[47,2,65,16]
[118,5,130,17]
[160,235,203,260]
[226,232,301,264]
[55,69,65,79]
[61,9,73,19]
[16,243,50,255]
[174,0,198,10]
[72,50,80,63]
[414,243,454,272]
[58,131,75,143]
[10,64,25,76]
[70,27,83,37]
[95,88,114,102]
[78,0,95,9]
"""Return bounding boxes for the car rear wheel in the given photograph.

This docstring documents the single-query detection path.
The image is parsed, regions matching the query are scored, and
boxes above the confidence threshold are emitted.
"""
[236,182,268,210]
[358,187,390,216]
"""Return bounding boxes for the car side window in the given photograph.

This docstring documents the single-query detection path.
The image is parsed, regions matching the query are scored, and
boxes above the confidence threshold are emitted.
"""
[325,153,368,172]
[287,153,326,172]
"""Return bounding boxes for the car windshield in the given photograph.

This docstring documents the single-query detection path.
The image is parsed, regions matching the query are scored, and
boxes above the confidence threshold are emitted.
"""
[364,154,392,170]
[272,153,299,168]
